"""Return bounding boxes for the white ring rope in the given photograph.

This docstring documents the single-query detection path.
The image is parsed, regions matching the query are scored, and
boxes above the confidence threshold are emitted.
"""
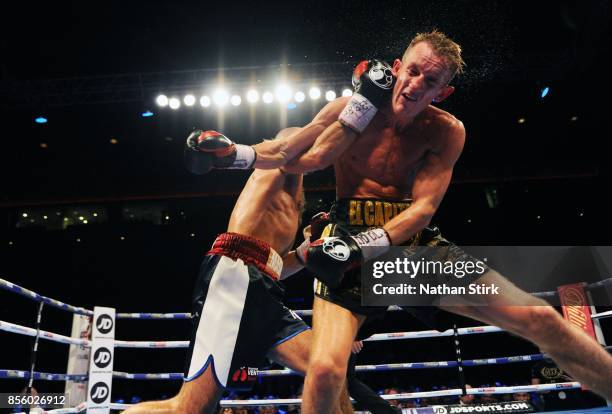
[1,319,507,349]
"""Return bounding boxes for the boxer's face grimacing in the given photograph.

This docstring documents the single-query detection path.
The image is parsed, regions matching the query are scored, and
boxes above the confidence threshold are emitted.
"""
[391,41,455,120]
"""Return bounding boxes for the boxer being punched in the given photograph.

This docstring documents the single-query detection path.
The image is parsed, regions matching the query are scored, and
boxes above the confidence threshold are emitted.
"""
[123,128,352,414]
[195,30,612,412]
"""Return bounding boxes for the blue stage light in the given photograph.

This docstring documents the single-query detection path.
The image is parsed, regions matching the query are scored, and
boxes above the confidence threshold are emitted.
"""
[35,117,48,124]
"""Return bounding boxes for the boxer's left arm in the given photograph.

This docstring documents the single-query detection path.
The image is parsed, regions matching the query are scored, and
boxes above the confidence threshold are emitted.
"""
[383,120,465,244]
[251,98,350,170]
[281,120,357,174]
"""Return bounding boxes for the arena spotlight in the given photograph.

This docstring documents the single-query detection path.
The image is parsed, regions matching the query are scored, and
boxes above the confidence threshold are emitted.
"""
[246,89,259,103]
[200,96,211,107]
[275,84,292,103]
[230,95,242,106]
[155,95,169,107]
[262,91,274,104]
[294,91,305,102]
[35,116,48,124]
[168,97,181,110]
[325,90,337,101]
[540,87,550,98]
[342,88,353,97]
[213,89,230,106]
[141,110,154,117]
[309,87,321,100]
[183,94,196,106]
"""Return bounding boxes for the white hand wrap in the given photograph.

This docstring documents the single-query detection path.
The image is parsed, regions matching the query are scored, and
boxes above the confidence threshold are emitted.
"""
[227,144,256,169]
[338,93,378,133]
[351,228,391,261]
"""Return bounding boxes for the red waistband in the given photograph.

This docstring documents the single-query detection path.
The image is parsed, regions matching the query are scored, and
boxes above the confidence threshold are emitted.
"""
[207,232,282,281]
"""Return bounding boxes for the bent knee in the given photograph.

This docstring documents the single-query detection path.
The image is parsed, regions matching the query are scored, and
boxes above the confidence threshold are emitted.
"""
[309,358,347,385]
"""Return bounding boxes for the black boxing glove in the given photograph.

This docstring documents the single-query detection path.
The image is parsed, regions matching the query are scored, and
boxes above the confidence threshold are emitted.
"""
[305,227,391,288]
[184,129,256,175]
[338,60,396,133]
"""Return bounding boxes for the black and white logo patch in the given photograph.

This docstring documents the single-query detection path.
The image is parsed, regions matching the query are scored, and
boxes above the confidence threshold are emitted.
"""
[93,347,112,368]
[369,62,394,89]
[90,382,110,404]
[322,239,351,261]
[96,314,114,334]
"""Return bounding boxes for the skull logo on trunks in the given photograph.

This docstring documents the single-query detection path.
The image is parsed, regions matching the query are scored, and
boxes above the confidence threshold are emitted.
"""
[368,61,394,90]
[322,238,351,261]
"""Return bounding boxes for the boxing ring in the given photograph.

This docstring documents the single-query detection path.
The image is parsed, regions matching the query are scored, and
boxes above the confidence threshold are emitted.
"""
[1,276,611,414]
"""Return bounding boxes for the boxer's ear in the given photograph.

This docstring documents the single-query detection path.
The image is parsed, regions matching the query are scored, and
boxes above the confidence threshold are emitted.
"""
[392,59,402,76]
[433,85,454,103]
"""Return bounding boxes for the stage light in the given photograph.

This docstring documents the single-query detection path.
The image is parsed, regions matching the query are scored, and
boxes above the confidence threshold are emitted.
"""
[246,89,259,103]
[230,95,242,106]
[275,84,292,103]
[287,103,297,110]
[168,97,180,109]
[155,95,168,107]
[213,89,229,106]
[342,88,353,97]
[262,91,274,104]
[325,90,336,101]
[200,96,211,107]
[309,87,321,100]
[540,87,550,98]
[294,91,305,102]
[141,110,154,117]
[183,94,196,106]
[35,117,48,124]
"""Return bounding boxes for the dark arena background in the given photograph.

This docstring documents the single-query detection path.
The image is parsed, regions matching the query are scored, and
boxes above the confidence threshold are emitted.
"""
[1,1,611,413]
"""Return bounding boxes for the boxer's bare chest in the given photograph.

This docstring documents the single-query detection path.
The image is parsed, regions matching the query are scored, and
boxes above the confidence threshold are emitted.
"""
[335,115,437,199]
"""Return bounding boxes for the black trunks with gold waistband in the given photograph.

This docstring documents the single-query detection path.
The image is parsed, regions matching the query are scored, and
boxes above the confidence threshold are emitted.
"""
[314,198,481,332]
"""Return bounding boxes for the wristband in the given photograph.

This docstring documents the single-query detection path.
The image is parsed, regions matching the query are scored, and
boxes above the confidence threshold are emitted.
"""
[351,228,391,261]
[227,144,256,169]
[338,93,378,133]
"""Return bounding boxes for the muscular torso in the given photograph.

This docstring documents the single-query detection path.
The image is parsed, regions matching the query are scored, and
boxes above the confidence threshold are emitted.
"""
[227,170,303,256]
[336,105,451,200]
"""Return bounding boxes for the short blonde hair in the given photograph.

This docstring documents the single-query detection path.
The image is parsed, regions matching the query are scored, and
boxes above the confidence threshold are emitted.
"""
[403,30,466,83]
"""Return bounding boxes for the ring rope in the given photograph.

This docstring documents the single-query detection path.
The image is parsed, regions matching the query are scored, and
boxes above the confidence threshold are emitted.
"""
[2,276,612,320]
[15,350,612,382]
[3,318,610,350]
[0,319,503,348]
